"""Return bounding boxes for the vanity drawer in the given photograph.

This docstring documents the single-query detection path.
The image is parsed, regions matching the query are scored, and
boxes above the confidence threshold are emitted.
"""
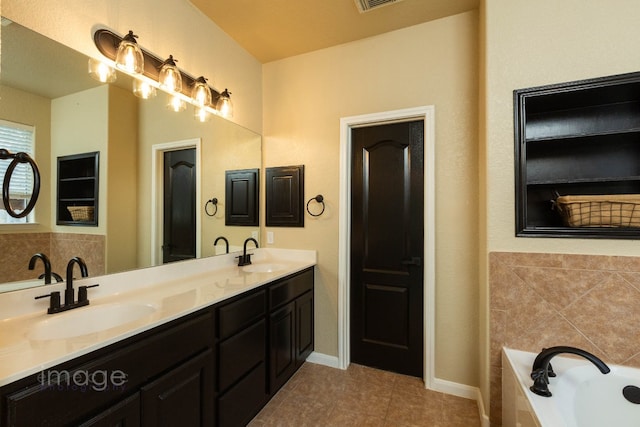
[269,268,313,310]
[217,289,266,340]
[217,319,266,392]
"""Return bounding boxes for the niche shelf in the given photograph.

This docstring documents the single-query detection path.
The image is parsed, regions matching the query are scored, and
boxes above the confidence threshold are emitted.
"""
[56,151,99,226]
[515,71,640,239]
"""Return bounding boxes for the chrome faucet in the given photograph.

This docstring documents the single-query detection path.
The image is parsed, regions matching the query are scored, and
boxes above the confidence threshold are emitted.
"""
[28,253,56,284]
[214,236,229,254]
[34,256,99,314]
[530,346,610,397]
[237,237,258,266]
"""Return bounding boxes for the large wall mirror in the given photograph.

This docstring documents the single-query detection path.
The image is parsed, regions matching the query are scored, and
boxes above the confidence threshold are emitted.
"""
[0,18,262,293]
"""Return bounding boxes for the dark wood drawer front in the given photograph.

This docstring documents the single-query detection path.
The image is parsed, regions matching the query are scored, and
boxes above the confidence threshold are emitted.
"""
[4,311,213,427]
[218,319,266,392]
[217,289,266,340]
[269,268,313,310]
[217,362,267,427]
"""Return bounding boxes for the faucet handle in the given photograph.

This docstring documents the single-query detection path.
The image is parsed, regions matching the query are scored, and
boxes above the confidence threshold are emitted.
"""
[35,291,61,314]
[78,284,99,303]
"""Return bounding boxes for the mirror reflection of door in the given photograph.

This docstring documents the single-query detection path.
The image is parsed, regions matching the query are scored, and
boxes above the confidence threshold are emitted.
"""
[163,148,196,263]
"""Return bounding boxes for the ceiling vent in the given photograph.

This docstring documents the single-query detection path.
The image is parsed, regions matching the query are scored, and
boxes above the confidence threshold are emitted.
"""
[354,0,404,13]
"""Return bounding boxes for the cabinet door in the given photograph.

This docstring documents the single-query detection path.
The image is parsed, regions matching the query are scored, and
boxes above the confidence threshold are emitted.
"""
[78,393,141,427]
[140,349,214,427]
[270,301,296,393]
[296,290,314,366]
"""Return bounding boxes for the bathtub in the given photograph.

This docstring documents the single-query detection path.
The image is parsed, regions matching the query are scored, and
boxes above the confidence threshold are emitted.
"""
[502,347,640,427]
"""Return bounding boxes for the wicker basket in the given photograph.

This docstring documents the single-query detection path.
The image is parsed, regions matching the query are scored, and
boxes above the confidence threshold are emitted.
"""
[555,194,640,228]
[67,206,94,222]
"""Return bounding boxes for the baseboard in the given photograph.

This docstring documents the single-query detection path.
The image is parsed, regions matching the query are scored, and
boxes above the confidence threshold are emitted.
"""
[306,351,342,369]
[475,387,491,427]
[431,377,490,426]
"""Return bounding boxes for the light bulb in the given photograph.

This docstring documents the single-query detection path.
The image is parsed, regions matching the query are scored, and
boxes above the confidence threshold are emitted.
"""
[159,55,183,93]
[167,95,186,112]
[191,77,212,107]
[115,31,144,74]
[195,107,210,122]
[88,58,116,83]
[133,79,157,99]
[216,89,233,118]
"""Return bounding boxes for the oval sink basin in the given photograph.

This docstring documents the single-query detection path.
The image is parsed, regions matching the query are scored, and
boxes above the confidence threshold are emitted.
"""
[28,303,157,341]
[242,263,287,273]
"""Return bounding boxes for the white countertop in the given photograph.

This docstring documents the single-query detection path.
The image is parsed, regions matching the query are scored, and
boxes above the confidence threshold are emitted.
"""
[0,248,316,387]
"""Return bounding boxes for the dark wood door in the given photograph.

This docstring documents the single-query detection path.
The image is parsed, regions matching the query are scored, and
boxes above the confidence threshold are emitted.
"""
[350,120,424,377]
[163,149,196,263]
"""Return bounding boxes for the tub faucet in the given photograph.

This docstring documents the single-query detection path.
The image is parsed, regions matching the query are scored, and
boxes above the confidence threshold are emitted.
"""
[237,237,258,266]
[530,346,610,397]
[28,253,53,284]
[214,236,229,254]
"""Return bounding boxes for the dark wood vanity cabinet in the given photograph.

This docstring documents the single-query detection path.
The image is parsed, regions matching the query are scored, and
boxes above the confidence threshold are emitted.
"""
[215,267,315,426]
[0,267,314,427]
[269,268,314,393]
[0,311,215,427]
[515,71,640,238]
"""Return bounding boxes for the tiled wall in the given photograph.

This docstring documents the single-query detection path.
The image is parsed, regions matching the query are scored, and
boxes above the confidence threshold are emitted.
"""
[0,233,105,283]
[490,252,640,426]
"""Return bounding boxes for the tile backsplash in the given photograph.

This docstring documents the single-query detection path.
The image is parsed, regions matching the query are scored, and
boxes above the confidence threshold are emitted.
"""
[0,232,105,284]
[490,251,640,426]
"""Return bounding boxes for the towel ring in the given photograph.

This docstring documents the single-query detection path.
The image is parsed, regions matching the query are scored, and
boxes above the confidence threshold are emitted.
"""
[205,197,218,217]
[1,149,41,218]
[306,194,325,217]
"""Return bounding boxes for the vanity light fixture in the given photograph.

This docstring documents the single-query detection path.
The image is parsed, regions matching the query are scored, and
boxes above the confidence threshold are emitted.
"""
[92,29,233,119]
[159,55,183,93]
[114,30,144,74]
[192,76,212,107]
[216,89,233,118]
[87,58,116,83]
[132,79,157,99]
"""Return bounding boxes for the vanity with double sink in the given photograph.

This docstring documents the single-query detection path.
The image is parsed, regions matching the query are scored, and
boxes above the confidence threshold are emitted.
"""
[0,248,316,426]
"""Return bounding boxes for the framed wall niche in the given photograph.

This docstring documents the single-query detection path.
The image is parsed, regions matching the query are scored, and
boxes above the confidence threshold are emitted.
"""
[266,165,304,227]
[56,151,99,226]
[514,71,640,239]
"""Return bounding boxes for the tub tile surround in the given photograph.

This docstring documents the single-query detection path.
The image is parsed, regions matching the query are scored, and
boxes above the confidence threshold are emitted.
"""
[490,251,640,426]
[0,232,105,284]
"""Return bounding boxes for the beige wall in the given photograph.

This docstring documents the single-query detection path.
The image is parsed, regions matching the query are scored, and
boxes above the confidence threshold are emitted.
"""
[2,0,263,134]
[51,85,108,235]
[263,11,480,386]
[106,85,138,274]
[485,0,640,256]
[0,85,52,232]
[483,0,640,422]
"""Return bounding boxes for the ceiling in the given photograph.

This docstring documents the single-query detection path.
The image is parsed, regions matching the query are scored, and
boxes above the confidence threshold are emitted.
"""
[189,0,479,63]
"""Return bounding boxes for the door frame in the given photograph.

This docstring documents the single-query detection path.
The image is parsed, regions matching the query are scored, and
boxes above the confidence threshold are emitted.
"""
[338,106,435,388]
[150,138,202,267]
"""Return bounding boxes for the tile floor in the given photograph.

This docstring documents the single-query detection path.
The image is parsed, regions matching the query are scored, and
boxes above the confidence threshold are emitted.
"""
[249,362,481,427]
